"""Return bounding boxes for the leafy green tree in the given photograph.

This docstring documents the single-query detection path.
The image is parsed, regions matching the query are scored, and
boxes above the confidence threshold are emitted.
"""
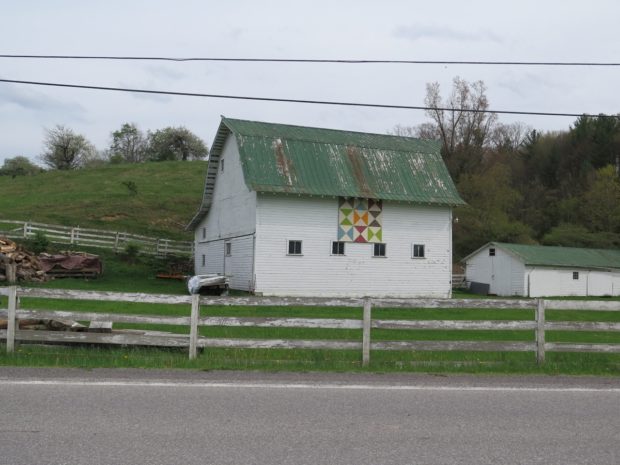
[39,125,96,170]
[109,123,147,163]
[542,224,620,249]
[570,115,620,170]
[0,156,42,177]
[147,127,208,161]
[580,165,620,232]
[453,163,532,258]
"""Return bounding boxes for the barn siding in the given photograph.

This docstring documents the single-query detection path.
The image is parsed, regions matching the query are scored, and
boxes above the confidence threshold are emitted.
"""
[465,246,524,296]
[203,240,224,275]
[464,247,492,289]
[528,269,620,297]
[527,267,588,297]
[253,195,452,297]
[194,135,256,282]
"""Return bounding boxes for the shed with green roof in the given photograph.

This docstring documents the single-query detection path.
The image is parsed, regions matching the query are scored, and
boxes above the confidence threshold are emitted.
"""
[463,242,620,297]
[190,117,463,297]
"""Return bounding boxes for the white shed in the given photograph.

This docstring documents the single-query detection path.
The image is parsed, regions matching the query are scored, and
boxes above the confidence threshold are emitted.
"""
[187,117,464,297]
[463,242,620,297]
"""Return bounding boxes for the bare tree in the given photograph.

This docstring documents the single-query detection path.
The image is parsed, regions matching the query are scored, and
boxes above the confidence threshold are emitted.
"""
[490,122,532,152]
[391,122,439,140]
[39,125,95,170]
[424,77,497,157]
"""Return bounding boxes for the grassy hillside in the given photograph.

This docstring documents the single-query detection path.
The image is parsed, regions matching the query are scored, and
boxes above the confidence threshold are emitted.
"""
[0,161,207,240]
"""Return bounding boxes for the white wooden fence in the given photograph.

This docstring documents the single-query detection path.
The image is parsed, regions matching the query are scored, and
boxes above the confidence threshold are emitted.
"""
[2,287,620,366]
[0,220,193,256]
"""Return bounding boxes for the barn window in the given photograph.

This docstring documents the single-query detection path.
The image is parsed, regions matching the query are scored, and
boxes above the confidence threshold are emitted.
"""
[225,242,232,256]
[220,159,224,172]
[489,248,496,256]
[373,243,386,257]
[331,241,345,256]
[202,227,206,240]
[573,271,579,280]
[412,244,425,258]
[288,240,302,255]
[201,255,205,267]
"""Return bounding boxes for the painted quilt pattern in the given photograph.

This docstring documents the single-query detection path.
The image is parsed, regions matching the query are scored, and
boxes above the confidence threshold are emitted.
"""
[338,197,383,243]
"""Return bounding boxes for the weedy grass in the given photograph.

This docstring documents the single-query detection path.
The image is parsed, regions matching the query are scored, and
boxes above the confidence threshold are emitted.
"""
[1,344,619,376]
[0,160,206,240]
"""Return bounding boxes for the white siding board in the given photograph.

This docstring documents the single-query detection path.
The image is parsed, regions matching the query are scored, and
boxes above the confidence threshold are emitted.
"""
[613,273,620,296]
[465,246,525,296]
[193,135,256,279]
[205,241,224,275]
[527,267,588,297]
[254,195,452,297]
[224,235,255,291]
[510,259,526,296]
[464,248,493,289]
[587,271,613,297]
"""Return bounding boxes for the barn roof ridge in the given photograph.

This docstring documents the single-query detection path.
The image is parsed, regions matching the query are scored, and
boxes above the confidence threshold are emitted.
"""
[221,117,443,153]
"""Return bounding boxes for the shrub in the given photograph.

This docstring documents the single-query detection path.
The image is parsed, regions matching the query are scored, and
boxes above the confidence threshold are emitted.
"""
[122,180,138,196]
[30,230,50,254]
[123,242,141,264]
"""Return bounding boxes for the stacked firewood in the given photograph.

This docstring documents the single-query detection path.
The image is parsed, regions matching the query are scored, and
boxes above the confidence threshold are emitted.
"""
[0,237,47,283]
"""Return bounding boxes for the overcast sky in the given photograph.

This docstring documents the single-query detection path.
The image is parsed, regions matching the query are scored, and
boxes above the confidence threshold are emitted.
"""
[1,0,619,164]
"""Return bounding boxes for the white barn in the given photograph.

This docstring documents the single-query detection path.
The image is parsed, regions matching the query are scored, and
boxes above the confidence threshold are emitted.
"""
[188,117,464,297]
[464,242,620,297]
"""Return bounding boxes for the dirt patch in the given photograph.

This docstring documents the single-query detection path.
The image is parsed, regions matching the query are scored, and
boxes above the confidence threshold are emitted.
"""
[100,214,127,221]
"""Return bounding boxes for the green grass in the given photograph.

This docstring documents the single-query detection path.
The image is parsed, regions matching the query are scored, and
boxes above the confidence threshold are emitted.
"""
[20,246,188,295]
[2,250,619,374]
[1,344,619,375]
[2,291,620,374]
[0,160,207,240]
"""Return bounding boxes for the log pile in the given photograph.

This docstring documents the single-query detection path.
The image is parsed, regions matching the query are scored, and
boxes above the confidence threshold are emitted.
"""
[0,237,47,283]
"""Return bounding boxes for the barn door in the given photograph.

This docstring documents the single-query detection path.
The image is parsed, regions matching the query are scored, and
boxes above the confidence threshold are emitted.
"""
[490,253,511,296]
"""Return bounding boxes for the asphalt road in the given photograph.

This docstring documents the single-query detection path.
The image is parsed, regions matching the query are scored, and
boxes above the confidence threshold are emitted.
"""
[0,368,619,465]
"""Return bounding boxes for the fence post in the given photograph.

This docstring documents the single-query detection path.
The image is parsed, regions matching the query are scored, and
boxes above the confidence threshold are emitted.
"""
[189,294,200,360]
[22,222,28,239]
[6,286,17,353]
[362,298,372,367]
[6,261,16,284]
[536,299,546,365]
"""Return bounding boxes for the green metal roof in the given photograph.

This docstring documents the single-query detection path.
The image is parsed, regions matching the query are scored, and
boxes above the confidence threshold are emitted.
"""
[226,118,464,204]
[487,242,620,270]
[187,117,464,229]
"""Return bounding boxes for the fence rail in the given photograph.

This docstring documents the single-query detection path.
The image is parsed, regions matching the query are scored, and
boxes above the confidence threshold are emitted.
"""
[1,287,620,365]
[0,219,193,256]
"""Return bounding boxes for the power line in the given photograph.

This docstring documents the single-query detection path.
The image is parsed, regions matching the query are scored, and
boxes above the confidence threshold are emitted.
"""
[0,77,617,119]
[1,54,619,66]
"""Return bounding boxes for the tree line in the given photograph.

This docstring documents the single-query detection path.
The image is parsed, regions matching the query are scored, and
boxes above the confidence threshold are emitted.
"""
[0,123,208,175]
[395,77,620,258]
